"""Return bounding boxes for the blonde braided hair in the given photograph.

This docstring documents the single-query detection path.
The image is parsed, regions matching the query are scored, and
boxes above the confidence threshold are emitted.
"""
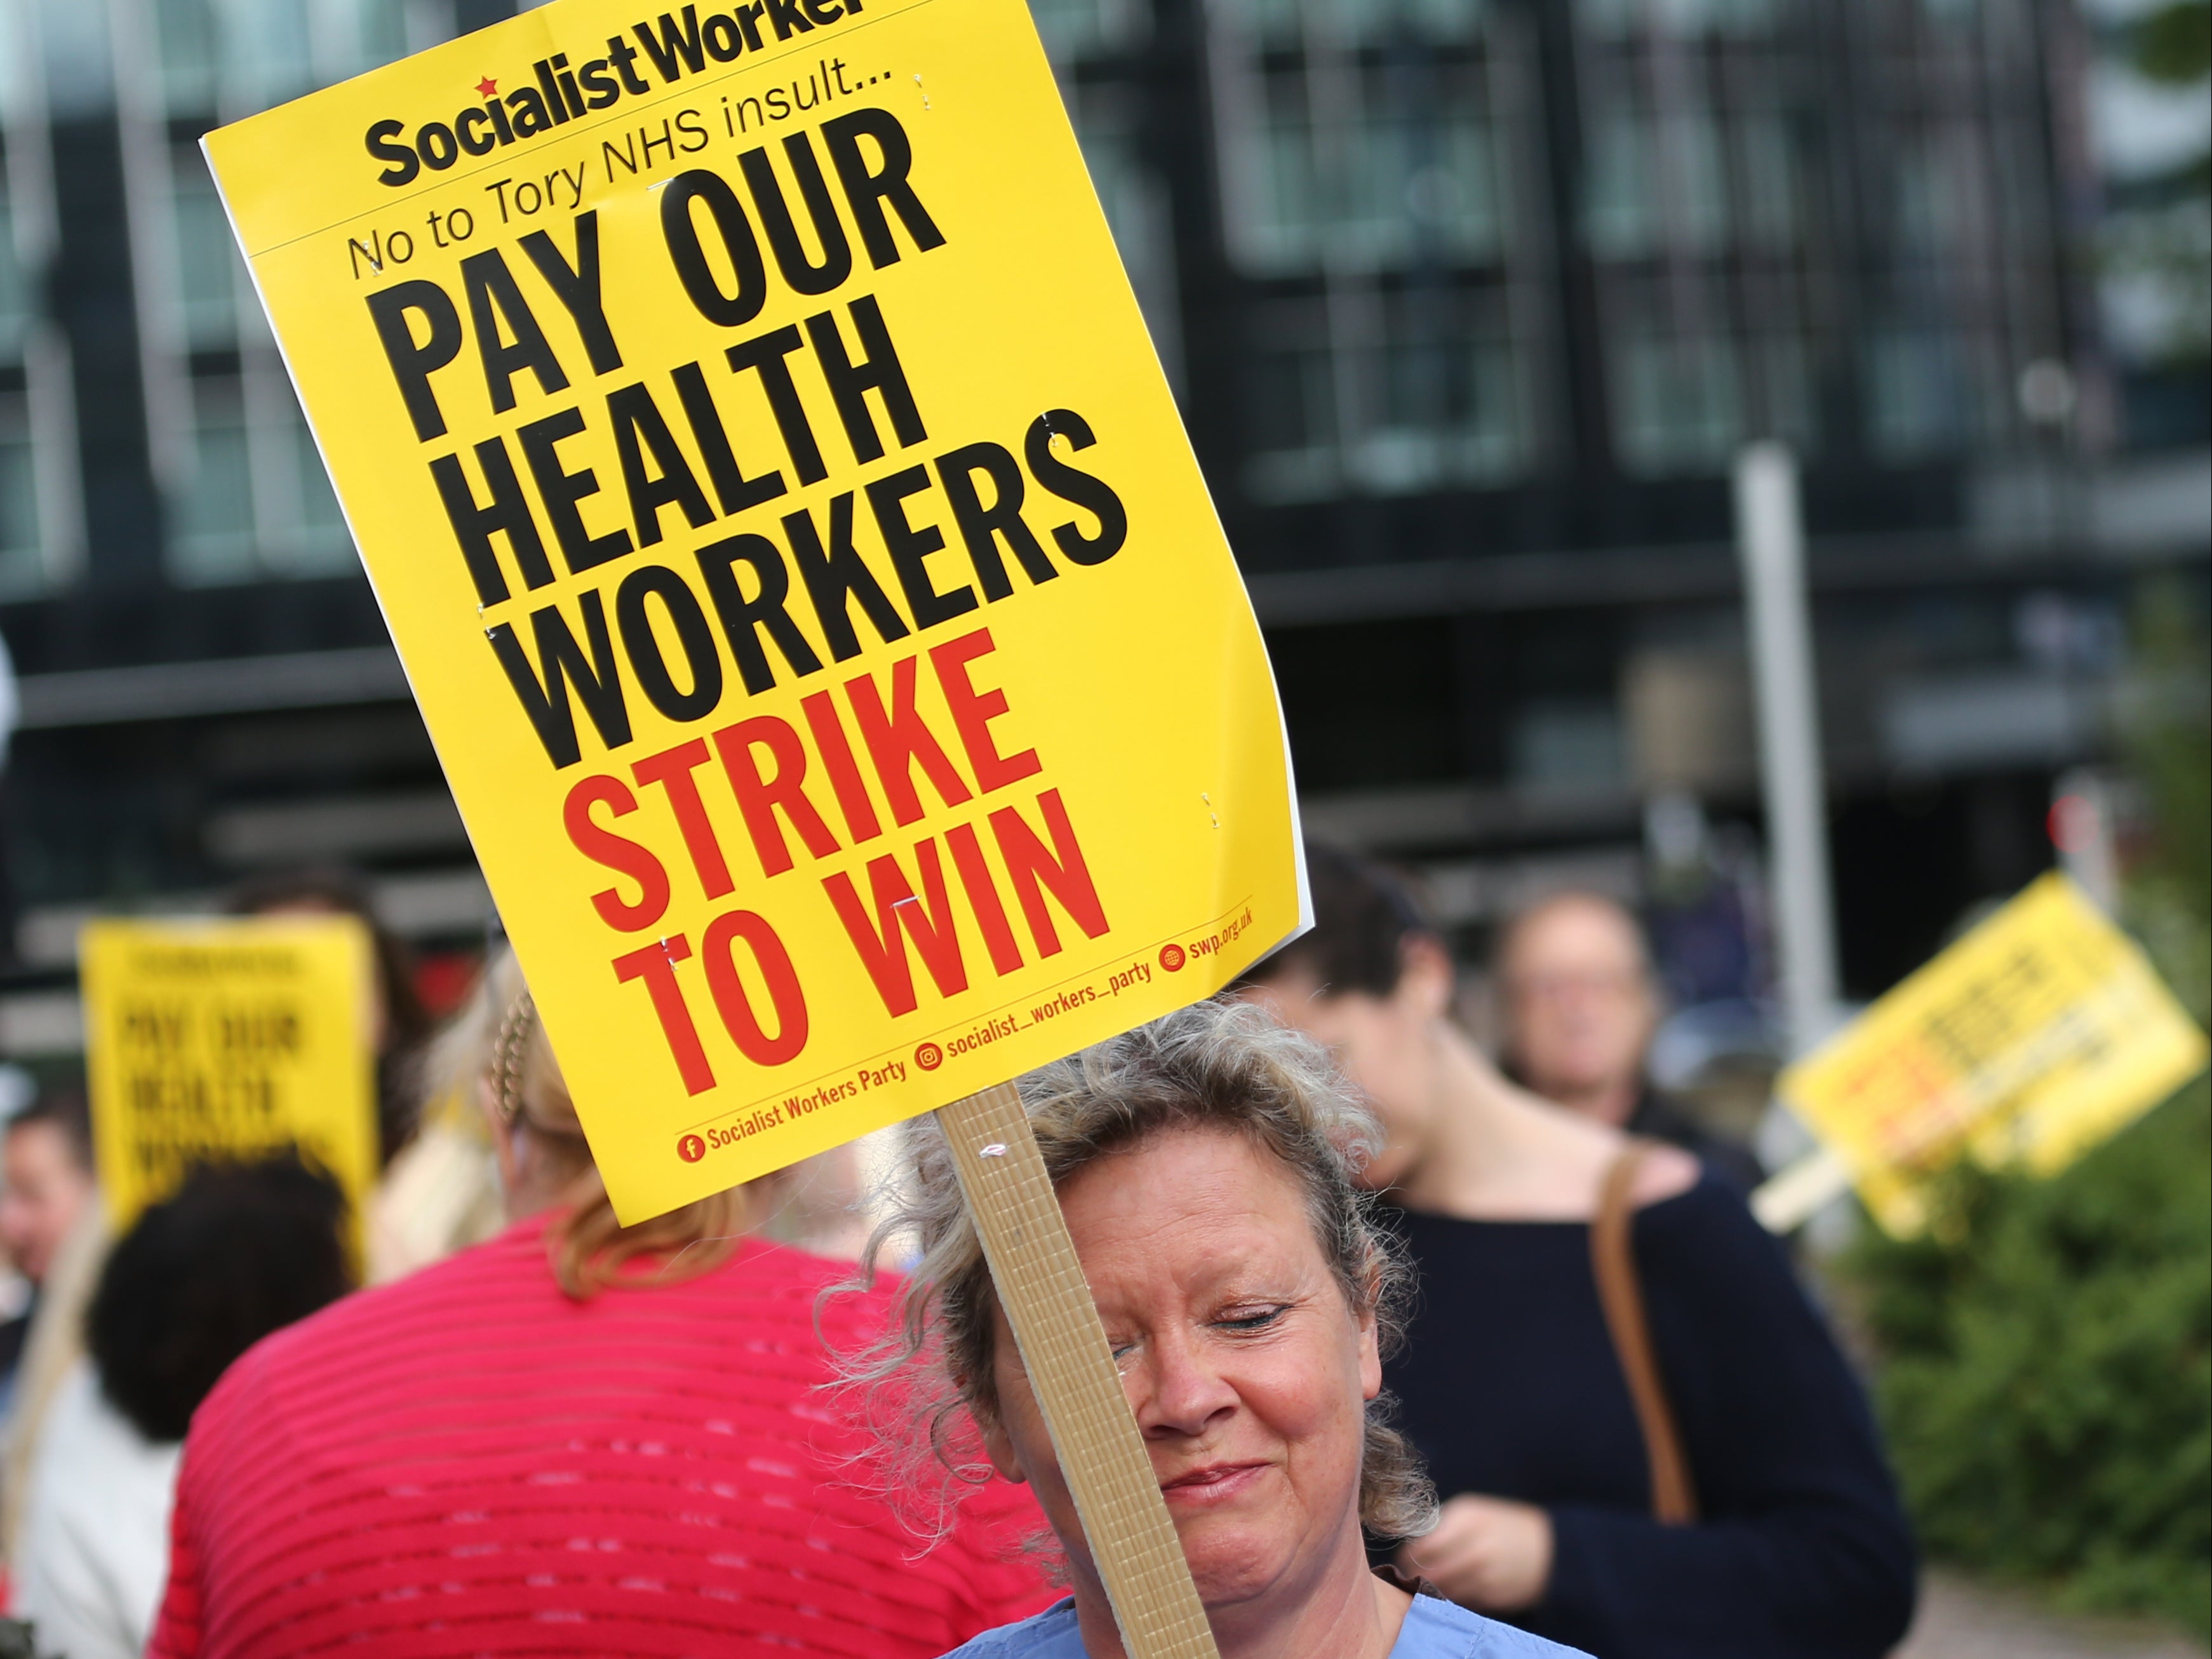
[431,948,752,1298]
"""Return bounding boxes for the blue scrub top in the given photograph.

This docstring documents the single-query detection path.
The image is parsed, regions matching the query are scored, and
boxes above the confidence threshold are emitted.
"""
[937,1594,1591,1658]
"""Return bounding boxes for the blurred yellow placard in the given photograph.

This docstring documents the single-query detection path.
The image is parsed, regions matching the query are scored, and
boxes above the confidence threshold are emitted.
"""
[202,0,1301,1225]
[1781,873,2208,1234]
[81,916,380,1239]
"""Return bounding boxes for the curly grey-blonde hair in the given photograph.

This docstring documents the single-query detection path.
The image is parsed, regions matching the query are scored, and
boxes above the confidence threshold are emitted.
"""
[852,996,1437,1543]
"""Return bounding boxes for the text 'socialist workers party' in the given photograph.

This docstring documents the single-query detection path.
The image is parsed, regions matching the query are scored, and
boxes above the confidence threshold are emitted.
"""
[205,0,1304,1223]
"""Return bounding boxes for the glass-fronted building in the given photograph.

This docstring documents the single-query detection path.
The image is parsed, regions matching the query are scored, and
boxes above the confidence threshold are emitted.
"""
[0,0,2201,1043]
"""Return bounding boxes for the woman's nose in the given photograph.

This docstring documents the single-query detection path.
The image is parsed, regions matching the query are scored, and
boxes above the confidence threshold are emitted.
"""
[1130,1328,1237,1437]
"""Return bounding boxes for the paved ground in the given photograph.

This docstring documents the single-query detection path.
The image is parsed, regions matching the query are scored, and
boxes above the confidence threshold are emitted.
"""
[1895,1573,2207,1659]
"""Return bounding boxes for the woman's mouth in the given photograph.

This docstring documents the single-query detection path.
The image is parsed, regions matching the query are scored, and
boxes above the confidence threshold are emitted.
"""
[1160,1461,1270,1506]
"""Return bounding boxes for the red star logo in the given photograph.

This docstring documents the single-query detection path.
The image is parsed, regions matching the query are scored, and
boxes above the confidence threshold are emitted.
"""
[475,76,498,98]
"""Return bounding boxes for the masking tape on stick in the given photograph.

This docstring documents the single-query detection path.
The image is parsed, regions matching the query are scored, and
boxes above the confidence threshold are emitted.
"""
[939,1083,1219,1659]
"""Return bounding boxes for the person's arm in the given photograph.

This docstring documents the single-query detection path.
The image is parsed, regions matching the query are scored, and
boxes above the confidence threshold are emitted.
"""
[1534,1189,1917,1658]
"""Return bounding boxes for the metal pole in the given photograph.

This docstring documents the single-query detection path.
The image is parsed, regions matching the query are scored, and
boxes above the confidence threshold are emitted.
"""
[1736,442,1838,1057]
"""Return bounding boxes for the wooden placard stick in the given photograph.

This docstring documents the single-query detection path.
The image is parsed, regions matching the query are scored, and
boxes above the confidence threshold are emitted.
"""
[939,1083,1221,1659]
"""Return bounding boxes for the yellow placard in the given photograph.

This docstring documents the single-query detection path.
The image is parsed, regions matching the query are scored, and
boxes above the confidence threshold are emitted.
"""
[203,0,1303,1224]
[81,916,382,1239]
[1780,872,2209,1234]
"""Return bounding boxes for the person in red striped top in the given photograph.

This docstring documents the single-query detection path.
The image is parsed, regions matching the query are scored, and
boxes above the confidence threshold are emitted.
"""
[147,949,1057,1658]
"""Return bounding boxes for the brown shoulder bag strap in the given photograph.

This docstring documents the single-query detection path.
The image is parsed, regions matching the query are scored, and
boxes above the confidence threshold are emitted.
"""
[1590,1140,1699,1525]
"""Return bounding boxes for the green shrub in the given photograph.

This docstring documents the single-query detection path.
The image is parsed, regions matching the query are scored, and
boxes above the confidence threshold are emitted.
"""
[1847,1082,2211,1634]
[1845,586,2211,1635]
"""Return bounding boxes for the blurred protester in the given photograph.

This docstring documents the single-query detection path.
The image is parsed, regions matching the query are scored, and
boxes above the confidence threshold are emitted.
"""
[873,1001,1583,1659]
[359,1078,505,1284]
[0,1091,104,1567]
[760,1138,875,1260]
[1237,848,1915,1659]
[1496,893,1762,1191]
[0,1093,94,1317]
[224,867,433,1168]
[222,869,500,1283]
[13,1154,350,1659]
[148,949,1054,1658]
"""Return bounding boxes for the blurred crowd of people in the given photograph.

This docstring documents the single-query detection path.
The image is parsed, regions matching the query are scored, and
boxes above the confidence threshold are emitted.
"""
[0,850,1917,1659]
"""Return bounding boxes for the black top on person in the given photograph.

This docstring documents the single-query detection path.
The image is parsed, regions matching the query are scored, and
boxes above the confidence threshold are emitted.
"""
[1383,1183,1914,1657]
[1237,846,1915,1659]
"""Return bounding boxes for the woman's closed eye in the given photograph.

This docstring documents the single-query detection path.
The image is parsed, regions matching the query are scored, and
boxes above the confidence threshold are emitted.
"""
[1106,1303,1289,1360]
[1214,1304,1289,1334]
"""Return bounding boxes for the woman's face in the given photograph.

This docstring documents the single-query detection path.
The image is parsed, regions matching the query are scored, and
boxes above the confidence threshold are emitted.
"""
[983,1126,1380,1626]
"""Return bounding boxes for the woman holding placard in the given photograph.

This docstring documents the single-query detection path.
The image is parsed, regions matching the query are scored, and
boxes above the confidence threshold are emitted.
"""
[1236,849,1917,1659]
[146,947,1054,1659]
[863,999,1583,1659]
